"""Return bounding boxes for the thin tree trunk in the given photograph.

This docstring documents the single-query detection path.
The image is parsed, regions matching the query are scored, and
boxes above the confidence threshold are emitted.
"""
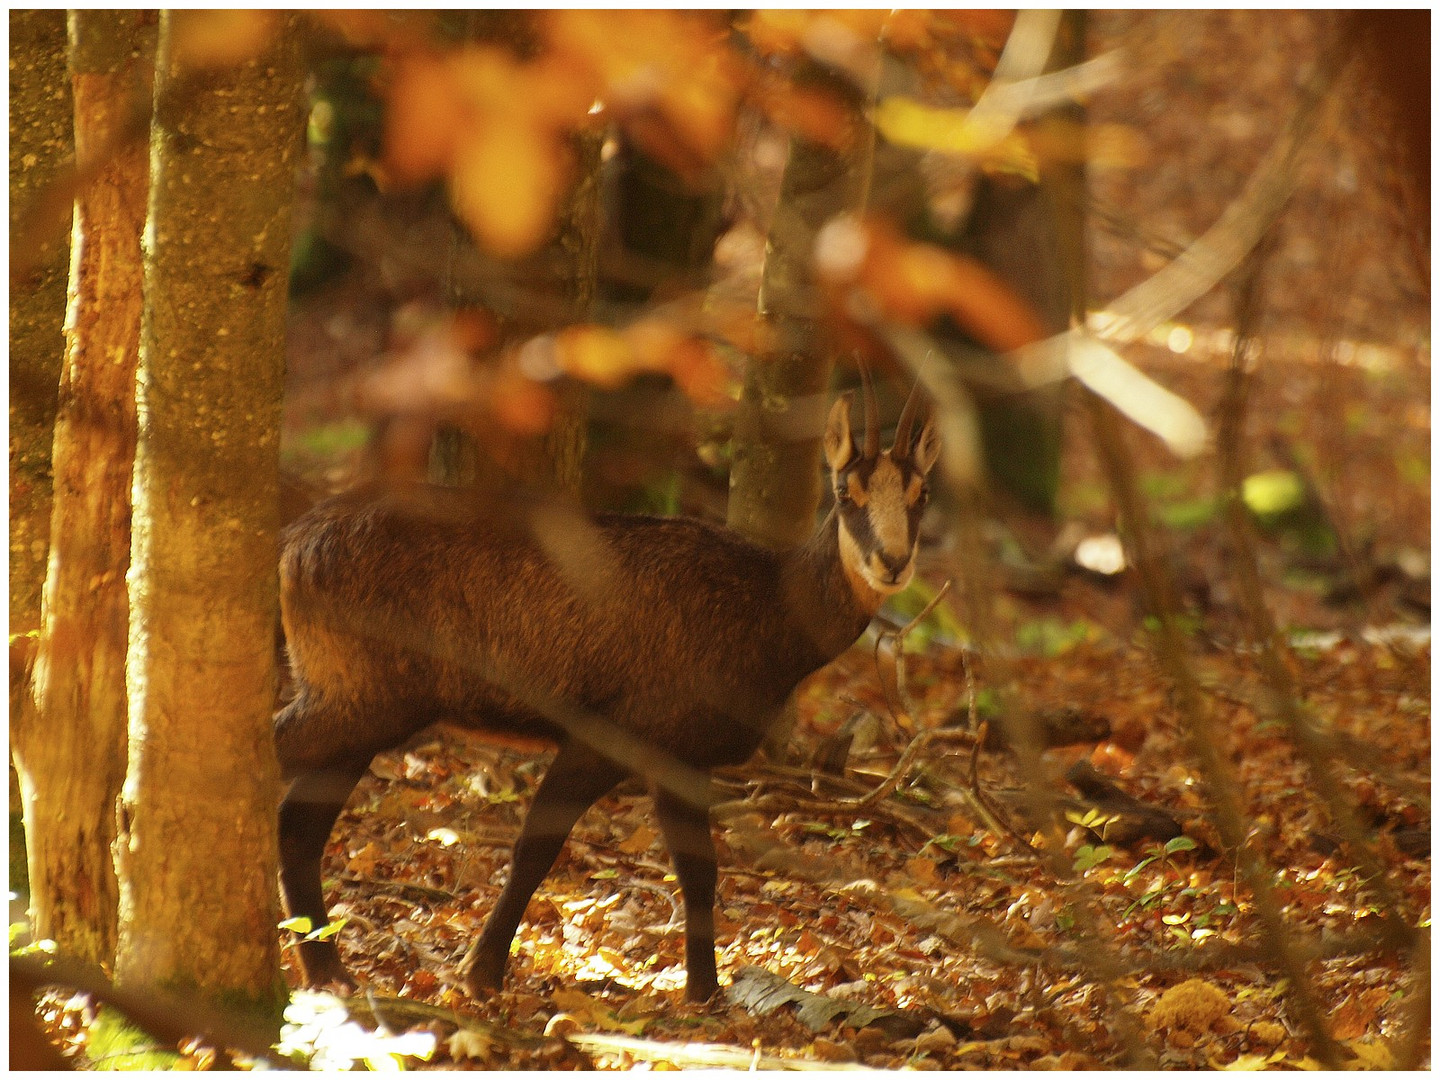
[728,63,875,550]
[432,129,602,494]
[8,9,72,702]
[585,137,727,513]
[115,12,303,1011]
[729,60,876,761]
[16,10,154,968]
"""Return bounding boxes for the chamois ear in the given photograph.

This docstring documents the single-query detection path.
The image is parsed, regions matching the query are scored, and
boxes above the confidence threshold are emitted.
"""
[823,392,856,472]
[913,416,941,475]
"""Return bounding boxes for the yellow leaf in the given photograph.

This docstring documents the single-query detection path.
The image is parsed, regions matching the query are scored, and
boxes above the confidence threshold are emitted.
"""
[556,325,637,388]
[875,97,986,154]
[1221,1053,1273,1070]
[1343,1039,1395,1070]
[449,122,566,258]
[874,95,1038,177]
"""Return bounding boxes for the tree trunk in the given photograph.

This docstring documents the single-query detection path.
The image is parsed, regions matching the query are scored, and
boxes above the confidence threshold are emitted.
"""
[432,129,602,494]
[727,64,874,549]
[8,9,72,705]
[729,62,875,761]
[904,15,1086,525]
[585,137,727,514]
[428,15,602,495]
[115,12,303,1012]
[15,10,154,969]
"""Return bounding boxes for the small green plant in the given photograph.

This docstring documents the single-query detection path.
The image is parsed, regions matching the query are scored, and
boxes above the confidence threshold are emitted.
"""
[1016,617,1091,657]
[884,578,966,649]
[1072,843,1113,873]
[1120,835,1197,885]
[926,832,985,855]
[1156,495,1220,531]
[802,820,873,842]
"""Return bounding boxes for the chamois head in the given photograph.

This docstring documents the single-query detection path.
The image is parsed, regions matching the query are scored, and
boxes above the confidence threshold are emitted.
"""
[823,365,940,601]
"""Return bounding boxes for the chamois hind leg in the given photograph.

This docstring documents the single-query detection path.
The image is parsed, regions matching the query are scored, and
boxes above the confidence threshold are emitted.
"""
[274,690,425,990]
[653,780,719,1002]
[278,761,370,990]
[461,739,627,996]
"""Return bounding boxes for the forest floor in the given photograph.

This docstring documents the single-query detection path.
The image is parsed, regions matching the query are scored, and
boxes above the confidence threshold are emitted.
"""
[29,11,1429,1067]
[37,329,1423,1071]
[37,218,1430,1075]
[259,342,1428,1070]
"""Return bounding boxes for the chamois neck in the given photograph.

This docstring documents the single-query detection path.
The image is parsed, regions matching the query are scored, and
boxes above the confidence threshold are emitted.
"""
[779,508,878,665]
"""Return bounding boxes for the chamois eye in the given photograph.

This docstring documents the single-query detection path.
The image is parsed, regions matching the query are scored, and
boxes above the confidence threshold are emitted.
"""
[914,486,930,509]
[835,486,853,506]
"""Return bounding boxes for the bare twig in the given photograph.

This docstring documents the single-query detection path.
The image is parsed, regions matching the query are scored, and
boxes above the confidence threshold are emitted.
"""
[12,954,293,1069]
[872,579,952,728]
[1083,391,1344,1068]
[1214,240,1415,955]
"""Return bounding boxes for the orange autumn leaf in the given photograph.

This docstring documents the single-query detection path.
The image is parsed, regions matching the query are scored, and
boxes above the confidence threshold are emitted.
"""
[879,10,938,53]
[385,54,466,184]
[543,10,739,178]
[622,320,733,406]
[745,10,889,59]
[933,9,1016,52]
[743,10,814,57]
[449,120,568,259]
[450,308,498,354]
[554,325,636,388]
[755,79,855,148]
[520,54,603,131]
[385,46,594,255]
[545,321,735,406]
[490,371,555,435]
[620,318,685,371]
[667,338,733,408]
[822,218,1048,353]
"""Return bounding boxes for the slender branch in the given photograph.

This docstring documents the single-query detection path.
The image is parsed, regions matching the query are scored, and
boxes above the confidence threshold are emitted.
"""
[1215,238,1415,954]
[872,579,952,727]
[1083,386,1343,1068]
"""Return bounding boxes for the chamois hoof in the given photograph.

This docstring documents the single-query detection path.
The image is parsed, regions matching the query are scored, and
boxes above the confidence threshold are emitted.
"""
[462,969,502,999]
[310,971,360,995]
[296,944,359,994]
[460,951,505,999]
[684,977,720,1004]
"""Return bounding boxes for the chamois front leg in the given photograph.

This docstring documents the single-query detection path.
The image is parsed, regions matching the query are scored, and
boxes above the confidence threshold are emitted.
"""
[653,781,719,1002]
[461,740,627,996]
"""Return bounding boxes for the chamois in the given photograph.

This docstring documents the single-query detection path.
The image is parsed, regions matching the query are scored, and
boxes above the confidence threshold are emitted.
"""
[274,369,940,1002]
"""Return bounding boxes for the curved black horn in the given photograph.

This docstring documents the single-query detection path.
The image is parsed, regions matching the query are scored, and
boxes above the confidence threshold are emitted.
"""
[858,360,880,459]
[892,377,926,461]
